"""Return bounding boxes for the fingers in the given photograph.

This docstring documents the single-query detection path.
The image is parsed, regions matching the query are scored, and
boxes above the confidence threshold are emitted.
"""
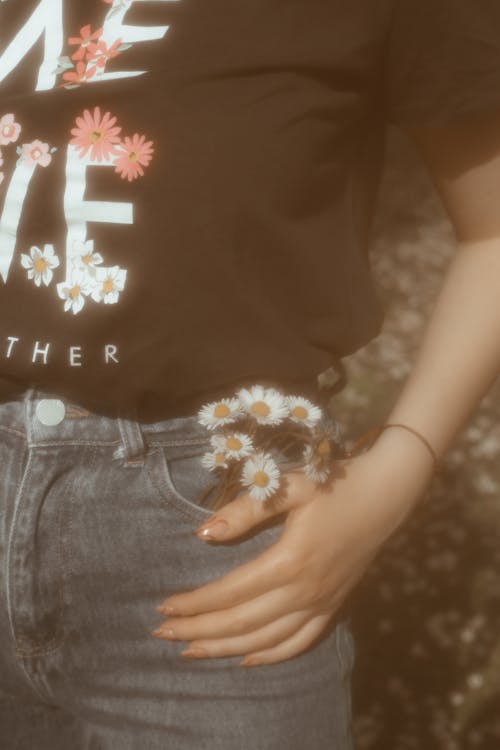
[181,610,311,660]
[240,613,333,667]
[154,584,298,642]
[158,540,295,616]
[195,470,314,542]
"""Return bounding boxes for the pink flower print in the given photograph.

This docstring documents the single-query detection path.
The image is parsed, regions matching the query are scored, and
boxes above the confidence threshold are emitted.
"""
[87,39,122,68]
[113,134,154,182]
[70,107,122,162]
[0,114,21,146]
[62,61,98,86]
[21,140,52,167]
[68,25,103,62]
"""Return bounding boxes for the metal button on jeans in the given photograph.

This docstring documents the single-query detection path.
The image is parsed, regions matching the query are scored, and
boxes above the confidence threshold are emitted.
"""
[35,399,66,426]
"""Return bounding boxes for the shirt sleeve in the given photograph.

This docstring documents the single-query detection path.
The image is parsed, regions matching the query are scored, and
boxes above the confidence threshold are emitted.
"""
[385,0,500,127]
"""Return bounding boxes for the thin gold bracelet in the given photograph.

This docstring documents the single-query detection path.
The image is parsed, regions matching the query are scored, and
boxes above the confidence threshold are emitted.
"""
[345,422,440,473]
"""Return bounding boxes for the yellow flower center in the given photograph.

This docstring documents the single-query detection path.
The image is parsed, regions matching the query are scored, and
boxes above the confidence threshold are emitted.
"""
[317,438,331,457]
[251,401,270,417]
[214,403,230,418]
[253,470,270,487]
[90,129,103,143]
[226,436,242,451]
[215,452,226,465]
[70,285,80,300]
[128,150,138,163]
[292,405,308,420]
[102,279,114,293]
[34,257,47,272]
[82,254,92,264]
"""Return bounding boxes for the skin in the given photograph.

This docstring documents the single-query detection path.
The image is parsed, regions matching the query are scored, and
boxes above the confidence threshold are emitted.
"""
[152,110,500,667]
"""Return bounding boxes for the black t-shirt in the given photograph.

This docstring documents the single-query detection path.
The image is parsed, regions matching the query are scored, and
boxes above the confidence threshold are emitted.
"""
[1,0,500,422]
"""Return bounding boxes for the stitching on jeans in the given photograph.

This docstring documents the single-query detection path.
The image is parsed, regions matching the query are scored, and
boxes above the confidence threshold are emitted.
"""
[0,425,26,439]
[145,437,211,448]
[145,446,212,524]
[27,439,121,448]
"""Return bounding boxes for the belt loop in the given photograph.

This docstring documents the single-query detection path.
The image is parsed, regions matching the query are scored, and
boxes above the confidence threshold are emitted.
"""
[116,409,146,466]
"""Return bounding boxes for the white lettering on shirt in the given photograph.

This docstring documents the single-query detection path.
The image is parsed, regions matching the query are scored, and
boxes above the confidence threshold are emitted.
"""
[6,336,19,358]
[0,159,38,282]
[32,340,50,364]
[0,0,64,91]
[63,144,133,277]
[69,346,82,367]
[104,344,119,364]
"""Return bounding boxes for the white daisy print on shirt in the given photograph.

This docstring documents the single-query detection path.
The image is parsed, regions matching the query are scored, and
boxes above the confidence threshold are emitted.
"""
[71,239,104,275]
[20,244,60,287]
[56,269,93,314]
[90,265,127,304]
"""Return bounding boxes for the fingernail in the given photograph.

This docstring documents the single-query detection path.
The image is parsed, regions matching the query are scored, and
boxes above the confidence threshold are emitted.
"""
[196,519,228,541]
[151,627,176,639]
[240,656,259,667]
[181,647,208,658]
[195,515,226,532]
[155,604,176,615]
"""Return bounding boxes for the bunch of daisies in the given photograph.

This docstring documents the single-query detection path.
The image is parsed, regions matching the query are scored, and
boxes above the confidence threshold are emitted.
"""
[197,384,346,507]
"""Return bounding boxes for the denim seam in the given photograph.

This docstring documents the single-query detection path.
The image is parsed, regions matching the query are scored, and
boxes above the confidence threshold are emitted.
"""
[144,437,211,449]
[145,446,212,524]
[27,439,121,448]
[9,446,85,660]
[0,424,26,439]
[64,444,100,635]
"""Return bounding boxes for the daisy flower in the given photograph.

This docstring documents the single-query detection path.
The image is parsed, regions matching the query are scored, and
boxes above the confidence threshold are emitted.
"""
[237,385,289,426]
[286,396,323,428]
[302,439,333,483]
[197,397,243,430]
[241,451,281,501]
[71,239,103,275]
[20,140,52,167]
[217,431,254,460]
[0,114,21,146]
[70,107,122,162]
[201,449,230,472]
[113,134,154,181]
[20,244,60,287]
[90,266,127,304]
[56,269,93,314]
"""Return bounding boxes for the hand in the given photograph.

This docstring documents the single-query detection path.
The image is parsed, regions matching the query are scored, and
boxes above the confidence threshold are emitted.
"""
[152,433,435,666]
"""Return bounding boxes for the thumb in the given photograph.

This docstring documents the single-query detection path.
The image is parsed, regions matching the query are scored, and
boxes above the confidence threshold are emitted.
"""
[194,470,305,542]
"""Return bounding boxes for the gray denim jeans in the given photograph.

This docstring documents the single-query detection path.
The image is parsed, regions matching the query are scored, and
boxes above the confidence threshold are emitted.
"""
[0,386,355,749]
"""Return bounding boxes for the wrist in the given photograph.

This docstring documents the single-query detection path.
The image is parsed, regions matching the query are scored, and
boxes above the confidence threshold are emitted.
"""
[368,426,437,478]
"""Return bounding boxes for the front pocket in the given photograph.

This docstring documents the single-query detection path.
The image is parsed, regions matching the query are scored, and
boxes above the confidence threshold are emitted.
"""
[146,441,221,523]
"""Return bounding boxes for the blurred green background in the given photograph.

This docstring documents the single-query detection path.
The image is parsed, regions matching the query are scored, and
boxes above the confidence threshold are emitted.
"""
[328,127,500,749]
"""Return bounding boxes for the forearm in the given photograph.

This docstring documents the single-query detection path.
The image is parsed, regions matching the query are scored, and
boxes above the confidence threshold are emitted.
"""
[376,237,500,464]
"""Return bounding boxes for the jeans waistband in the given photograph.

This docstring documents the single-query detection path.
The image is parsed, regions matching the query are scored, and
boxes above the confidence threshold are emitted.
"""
[0,386,210,463]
